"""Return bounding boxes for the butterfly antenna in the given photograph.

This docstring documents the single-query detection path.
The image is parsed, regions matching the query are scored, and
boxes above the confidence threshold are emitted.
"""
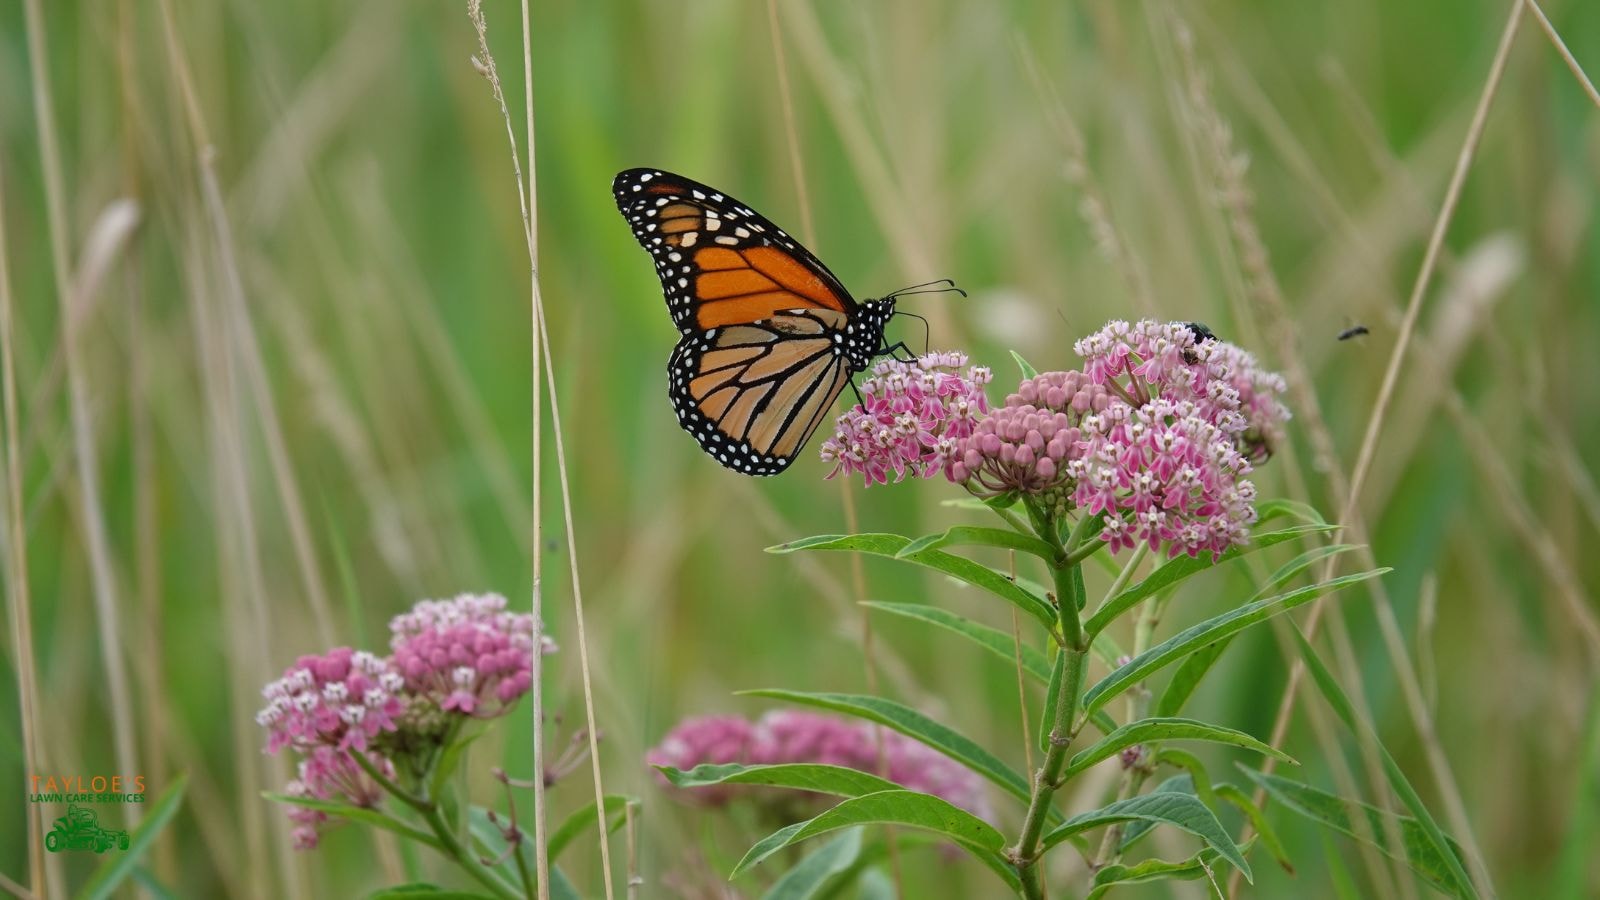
[894,310,932,355]
[884,278,968,301]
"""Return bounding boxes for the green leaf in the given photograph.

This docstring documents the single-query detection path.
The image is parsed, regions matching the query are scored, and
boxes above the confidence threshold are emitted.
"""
[76,774,189,900]
[1010,349,1040,380]
[1117,774,1195,852]
[549,867,582,900]
[1240,768,1471,896]
[1152,543,1360,719]
[731,791,1015,890]
[1062,717,1294,781]
[768,533,1056,630]
[1041,791,1251,882]
[895,525,1060,564]
[864,601,1051,682]
[658,763,900,800]
[1253,544,1359,600]
[428,727,483,802]
[1214,782,1294,875]
[1288,627,1478,898]
[1084,525,1337,636]
[1554,684,1600,898]
[1081,568,1388,715]
[1086,846,1237,900]
[549,794,631,862]
[741,690,1036,815]
[265,792,443,852]
[761,827,863,900]
[1152,638,1233,719]
[466,805,531,887]
[1254,498,1327,526]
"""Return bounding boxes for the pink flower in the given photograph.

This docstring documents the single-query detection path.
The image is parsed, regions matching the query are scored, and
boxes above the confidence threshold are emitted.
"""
[647,710,991,821]
[820,352,991,486]
[282,746,394,850]
[389,593,554,721]
[644,715,758,806]
[1061,319,1285,559]
[947,371,1114,501]
[946,320,1288,560]
[256,648,404,754]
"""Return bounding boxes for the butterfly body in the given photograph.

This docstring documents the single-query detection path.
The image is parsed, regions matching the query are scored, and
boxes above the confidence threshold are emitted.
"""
[614,168,896,476]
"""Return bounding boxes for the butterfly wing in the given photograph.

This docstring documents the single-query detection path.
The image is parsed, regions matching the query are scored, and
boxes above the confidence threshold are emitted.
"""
[668,309,856,476]
[613,168,858,334]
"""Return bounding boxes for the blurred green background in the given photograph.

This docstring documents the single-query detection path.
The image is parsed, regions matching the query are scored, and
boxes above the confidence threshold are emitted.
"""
[1,0,1597,896]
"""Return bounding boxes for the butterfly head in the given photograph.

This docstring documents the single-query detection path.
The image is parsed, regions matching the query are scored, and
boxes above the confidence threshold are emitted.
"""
[843,298,896,370]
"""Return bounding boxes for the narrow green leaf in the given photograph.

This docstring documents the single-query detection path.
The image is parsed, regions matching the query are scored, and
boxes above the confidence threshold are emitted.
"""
[1082,568,1388,715]
[428,728,483,802]
[1153,544,1360,718]
[549,794,631,862]
[1040,792,1251,882]
[741,690,1034,814]
[1084,525,1336,636]
[1214,782,1294,874]
[895,525,1059,564]
[658,763,900,799]
[1289,627,1478,898]
[1086,845,1239,900]
[1240,768,1470,896]
[77,774,189,900]
[767,533,1056,629]
[549,866,582,900]
[761,827,863,900]
[1010,349,1040,380]
[1554,680,1600,899]
[864,601,1051,682]
[1063,717,1293,780]
[1117,774,1194,852]
[1253,544,1359,600]
[1152,638,1233,719]
[1254,498,1328,526]
[266,792,442,851]
[731,791,1015,890]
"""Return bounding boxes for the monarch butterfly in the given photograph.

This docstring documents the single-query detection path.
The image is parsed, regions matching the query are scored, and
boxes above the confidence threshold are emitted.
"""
[613,168,951,476]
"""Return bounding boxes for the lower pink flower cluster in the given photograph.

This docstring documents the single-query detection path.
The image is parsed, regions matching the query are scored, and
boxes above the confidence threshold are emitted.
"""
[258,593,556,849]
[646,710,992,821]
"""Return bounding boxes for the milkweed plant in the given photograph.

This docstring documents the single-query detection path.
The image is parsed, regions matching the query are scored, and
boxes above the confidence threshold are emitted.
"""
[257,593,626,899]
[649,320,1473,898]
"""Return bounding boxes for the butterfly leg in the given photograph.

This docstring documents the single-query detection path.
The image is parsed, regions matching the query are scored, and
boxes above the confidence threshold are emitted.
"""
[879,341,917,363]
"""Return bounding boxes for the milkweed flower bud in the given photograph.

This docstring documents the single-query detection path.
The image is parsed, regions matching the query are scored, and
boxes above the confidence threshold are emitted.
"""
[390,593,556,720]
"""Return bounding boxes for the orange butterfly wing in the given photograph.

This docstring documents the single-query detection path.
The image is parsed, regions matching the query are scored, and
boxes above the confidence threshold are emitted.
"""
[614,169,887,475]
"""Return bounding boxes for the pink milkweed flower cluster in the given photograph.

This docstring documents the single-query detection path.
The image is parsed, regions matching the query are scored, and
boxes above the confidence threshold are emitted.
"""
[646,709,991,821]
[257,648,405,754]
[282,746,395,850]
[259,592,556,850]
[1066,319,1288,559]
[390,593,550,718]
[820,351,992,486]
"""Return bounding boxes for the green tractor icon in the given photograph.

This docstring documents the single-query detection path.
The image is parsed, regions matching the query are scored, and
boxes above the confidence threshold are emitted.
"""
[44,805,129,853]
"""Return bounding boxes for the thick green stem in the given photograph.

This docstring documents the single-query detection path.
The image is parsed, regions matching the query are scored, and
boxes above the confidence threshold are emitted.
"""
[1012,551,1089,898]
[351,750,521,900]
